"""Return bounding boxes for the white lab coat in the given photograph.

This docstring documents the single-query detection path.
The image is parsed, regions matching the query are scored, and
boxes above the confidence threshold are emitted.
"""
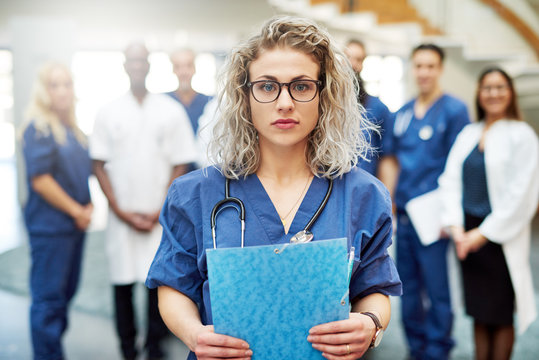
[438,119,539,334]
[90,92,199,284]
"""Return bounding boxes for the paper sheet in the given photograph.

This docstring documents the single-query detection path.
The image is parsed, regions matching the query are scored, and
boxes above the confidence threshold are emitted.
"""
[405,189,443,246]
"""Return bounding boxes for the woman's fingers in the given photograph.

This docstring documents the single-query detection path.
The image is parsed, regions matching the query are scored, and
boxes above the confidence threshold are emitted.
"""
[308,331,363,345]
[311,341,364,355]
[310,316,362,335]
[308,314,374,359]
[195,331,252,359]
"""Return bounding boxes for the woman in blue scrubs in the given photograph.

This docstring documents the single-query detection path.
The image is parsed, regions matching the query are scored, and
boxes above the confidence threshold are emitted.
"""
[21,62,93,360]
[146,16,401,360]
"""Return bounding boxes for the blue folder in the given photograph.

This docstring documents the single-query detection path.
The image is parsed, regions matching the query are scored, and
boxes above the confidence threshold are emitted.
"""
[207,238,349,359]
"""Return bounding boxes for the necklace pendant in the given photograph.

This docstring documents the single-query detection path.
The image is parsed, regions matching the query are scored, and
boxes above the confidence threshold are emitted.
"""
[281,218,286,226]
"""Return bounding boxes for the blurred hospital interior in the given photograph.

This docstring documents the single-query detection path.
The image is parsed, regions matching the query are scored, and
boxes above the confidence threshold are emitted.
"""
[1,0,539,358]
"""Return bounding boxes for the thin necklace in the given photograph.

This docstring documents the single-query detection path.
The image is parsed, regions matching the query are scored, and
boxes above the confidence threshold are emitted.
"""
[280,175,312,227]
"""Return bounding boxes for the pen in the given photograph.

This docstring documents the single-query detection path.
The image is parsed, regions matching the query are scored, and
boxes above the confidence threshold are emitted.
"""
[347,246,355,285]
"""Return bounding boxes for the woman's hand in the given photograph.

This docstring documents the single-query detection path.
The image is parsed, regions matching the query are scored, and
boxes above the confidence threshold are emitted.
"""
[450,225,468,260]
[192,325,252,360]
[307,312,375,359]
[73,203,93,230]
[464,228,488,252]
[454,227,487,260]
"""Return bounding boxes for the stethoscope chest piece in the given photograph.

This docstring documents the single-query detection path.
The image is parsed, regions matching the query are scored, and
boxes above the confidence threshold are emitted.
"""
[419,125,433,140]
[290,230,314,243]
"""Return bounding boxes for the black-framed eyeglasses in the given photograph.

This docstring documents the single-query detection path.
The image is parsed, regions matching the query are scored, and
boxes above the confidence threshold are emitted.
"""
[479,84,510,94]
[246,79,322,103]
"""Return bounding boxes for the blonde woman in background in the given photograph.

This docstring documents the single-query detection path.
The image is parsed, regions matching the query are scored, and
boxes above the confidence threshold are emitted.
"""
[20,62,93,360]
[438,67,538,360]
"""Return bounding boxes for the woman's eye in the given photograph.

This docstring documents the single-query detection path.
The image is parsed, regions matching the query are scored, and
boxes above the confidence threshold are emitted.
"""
[293,82,311,92]
[259,82,277,92]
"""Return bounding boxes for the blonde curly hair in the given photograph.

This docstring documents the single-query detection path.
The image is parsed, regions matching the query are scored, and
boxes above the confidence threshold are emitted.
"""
[20,61,86,147]
[209,15,374,179]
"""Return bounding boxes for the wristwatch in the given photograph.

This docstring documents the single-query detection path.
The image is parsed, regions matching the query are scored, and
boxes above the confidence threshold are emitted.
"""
[360,311,384,348]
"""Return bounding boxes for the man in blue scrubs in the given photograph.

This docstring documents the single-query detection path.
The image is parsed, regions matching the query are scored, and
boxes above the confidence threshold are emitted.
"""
[345,39,395,178]
[389,44,470,360]
[167,48,212,172]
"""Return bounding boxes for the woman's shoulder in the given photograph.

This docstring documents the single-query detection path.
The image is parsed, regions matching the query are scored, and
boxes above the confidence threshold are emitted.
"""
[168,166,223,201]
[22,119,53,142]
[492,120,537,143]
[458,121,483,136]
[341,167,391,205]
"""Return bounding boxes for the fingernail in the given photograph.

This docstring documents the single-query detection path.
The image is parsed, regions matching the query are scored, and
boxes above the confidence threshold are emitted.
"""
[307,335,313,342]
[245,350,253,356]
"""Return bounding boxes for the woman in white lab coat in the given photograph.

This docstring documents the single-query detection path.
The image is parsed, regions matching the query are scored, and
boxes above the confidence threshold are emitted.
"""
[438,67,538,360]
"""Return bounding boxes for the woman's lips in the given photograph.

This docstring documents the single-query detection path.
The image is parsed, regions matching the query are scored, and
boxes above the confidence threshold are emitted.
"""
[272,119,299,129]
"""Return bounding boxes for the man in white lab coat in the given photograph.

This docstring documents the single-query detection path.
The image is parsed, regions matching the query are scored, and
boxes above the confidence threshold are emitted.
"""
[91,42,198,360]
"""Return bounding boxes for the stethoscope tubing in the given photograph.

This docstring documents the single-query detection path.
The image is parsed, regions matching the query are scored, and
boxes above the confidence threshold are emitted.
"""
[211,178,246,249]
[211,176,332,249]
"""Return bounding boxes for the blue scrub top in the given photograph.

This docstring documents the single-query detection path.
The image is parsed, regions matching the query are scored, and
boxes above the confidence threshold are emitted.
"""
[358,94,395,175]
[146,167,402,332]
[392,94,469,209]
[22,122,92,235]
[166,91,212,134]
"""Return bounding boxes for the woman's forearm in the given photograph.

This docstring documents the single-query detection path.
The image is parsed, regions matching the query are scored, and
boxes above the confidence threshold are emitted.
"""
[31,173,86,218]
[157,286,206,351]
[351,292,391,329]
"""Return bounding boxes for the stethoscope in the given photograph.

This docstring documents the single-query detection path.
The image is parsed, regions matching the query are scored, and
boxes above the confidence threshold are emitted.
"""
[211,177,333,249]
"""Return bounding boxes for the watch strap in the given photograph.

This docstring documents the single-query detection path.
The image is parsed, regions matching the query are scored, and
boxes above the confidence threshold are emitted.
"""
[360,311,382,348]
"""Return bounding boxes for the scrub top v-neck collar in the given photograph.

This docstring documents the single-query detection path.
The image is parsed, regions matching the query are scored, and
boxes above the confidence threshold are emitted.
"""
[412,94,447,123]
[238,174,329,244]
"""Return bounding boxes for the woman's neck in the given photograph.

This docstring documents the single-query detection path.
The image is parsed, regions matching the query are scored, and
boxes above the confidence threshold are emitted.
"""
[55,110,70,125]
[256,143,312,184]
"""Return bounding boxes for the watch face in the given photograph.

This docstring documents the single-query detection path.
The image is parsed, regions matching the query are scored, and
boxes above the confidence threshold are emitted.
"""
[373,329,384,347]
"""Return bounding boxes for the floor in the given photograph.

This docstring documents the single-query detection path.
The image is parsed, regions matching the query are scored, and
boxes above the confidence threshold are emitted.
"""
[1,157,538,359]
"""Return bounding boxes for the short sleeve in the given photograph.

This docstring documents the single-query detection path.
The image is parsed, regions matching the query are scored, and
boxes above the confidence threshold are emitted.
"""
[146,183,203,305]
[380,109,395,156]
[89,108,111,161]
[349,184,402,301]
[445,102,470,153]
[22,124,57,178]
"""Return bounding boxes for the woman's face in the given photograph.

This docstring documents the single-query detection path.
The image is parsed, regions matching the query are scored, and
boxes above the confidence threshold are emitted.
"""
[47,67,74,116]
[478,71,512,120]
[248,46,320,153]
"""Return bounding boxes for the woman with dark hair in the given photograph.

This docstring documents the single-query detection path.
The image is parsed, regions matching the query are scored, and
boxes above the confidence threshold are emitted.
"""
[438,67,538,359]
[146,16,401,360]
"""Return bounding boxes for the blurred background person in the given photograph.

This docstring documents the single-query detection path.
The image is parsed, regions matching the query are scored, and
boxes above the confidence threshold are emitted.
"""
[345,39,395,185]
[389,43,470,360]
[167,48,212,172]
[20,61,93,360]
[438,67,538,360]
[167,48,212,135]
[90,42,198,360]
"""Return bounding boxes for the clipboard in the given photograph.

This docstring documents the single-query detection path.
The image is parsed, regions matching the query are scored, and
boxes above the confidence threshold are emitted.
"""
[207,238,349,360]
